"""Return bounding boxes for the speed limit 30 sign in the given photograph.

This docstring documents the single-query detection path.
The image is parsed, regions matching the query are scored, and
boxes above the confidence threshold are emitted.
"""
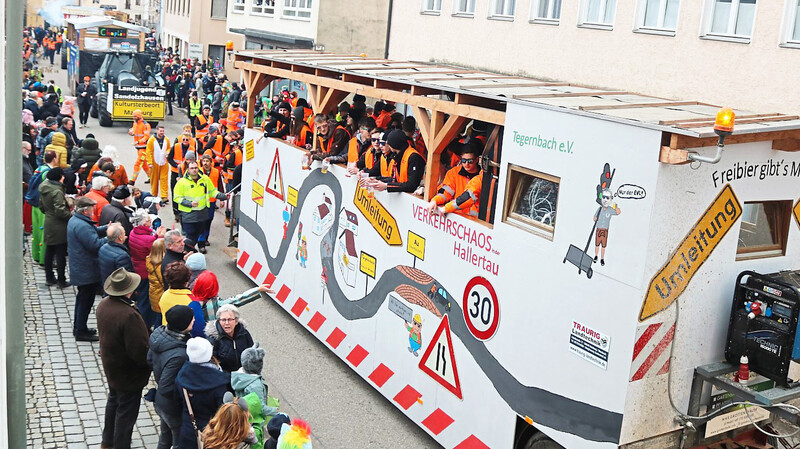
[462,276,499,340]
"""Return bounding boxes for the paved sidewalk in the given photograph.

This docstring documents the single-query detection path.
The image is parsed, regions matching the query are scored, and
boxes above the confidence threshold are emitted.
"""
[24,240,161,449]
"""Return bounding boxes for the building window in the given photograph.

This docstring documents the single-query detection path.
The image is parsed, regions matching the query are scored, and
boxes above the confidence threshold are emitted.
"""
[636,0,680,32]
[208,44,226,68]
[422,0,442,13]
[125,0,131,9]
[490,0,516,18]
[252,0,274,14]
[781,0,800,46]
[503,165,560,240]
[703,0,757,40]
[283,0,312,19]
[211,0,228,18]
[736,201,791,260]
[454,0,476,15]
[531,0,562,23]
[232,0,245,13]
[579,0,617,28]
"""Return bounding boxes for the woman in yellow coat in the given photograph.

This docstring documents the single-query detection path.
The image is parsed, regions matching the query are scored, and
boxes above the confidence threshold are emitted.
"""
[146,238,166,320]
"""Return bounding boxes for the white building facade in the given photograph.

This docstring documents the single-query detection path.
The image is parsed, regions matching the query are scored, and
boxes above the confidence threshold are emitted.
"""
[387,0,800,114]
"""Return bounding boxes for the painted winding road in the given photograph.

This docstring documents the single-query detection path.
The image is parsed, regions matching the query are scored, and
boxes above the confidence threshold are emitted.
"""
[239,168,623,444]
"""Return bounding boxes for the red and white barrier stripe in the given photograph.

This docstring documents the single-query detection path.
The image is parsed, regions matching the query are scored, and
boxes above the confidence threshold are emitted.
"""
[235,249,490,448]
[629,321,675,382]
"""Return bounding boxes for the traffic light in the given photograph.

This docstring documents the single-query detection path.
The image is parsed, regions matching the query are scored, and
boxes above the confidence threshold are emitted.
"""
[596,163,612,205]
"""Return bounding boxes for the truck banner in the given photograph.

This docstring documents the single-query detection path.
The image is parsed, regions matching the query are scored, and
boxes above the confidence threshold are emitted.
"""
[109,84,166,120]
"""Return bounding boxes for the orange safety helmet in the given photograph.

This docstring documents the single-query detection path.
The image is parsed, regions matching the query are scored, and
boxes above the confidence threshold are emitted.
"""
[132,109,143,119]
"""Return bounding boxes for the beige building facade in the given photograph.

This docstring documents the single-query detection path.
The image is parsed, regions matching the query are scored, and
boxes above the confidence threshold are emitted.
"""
[387,0,800,114]
[161,0,243,79]
[226,0,389,56]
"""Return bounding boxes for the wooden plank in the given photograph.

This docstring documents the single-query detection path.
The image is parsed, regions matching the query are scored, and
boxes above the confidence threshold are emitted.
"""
[460,82,567,90]
[672,129,800,149]
[579,101,701,111]
[233,60,506,124]
[374,69,477,76]
[408,75,519,82]
[658,113,781,126]
[424,114,469,200]
[513,91,629,99]
[411,85,441,96]
[674,115,800,129]
[305,83,319,116]
[414,107,431,150]
[772,139,800,152]
[659,145,690,165]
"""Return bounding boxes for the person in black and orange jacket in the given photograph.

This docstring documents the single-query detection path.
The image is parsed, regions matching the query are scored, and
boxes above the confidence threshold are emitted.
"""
[311,113,350,161]
[428,142,482,217]
[365,130,425,194]
[329,116,375,165]
[258,102,291,142]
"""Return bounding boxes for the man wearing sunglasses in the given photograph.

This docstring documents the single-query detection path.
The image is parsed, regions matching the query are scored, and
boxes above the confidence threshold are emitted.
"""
[428,141,482,217]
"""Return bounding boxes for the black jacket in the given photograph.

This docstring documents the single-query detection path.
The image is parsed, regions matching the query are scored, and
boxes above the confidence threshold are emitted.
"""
[99,201,133,237]
[205,319,254,373]
[75,82,96,106]
[147,326,189,417]
[175,362,230,449]
[161,248,185,280]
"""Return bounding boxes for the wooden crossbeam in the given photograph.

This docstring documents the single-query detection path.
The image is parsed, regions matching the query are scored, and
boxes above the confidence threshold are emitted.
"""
[579,101,701,111]
[232,61,505,124]
[460,82,566,90]
[513,90,629,99]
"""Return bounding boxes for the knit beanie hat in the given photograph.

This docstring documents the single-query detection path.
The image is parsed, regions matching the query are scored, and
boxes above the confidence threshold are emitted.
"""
[81,137,99,152]
[185,253,207,272]
[46,167,64,181]
[112,185,131,200]
[267,413,292,440]
[385,129,408,151]
[186,337,213,363]
[166,305,194,332]
[192,270,219,300]
[241,342,265,374]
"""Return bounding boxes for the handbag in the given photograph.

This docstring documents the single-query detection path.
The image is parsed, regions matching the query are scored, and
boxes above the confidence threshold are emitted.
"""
[182,388,204,449]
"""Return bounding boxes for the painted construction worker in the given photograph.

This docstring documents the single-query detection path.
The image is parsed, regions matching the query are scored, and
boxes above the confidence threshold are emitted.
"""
[405,314,423,357]
[194,105,213,140]
[365,129,424,194]
[172,160,226,253]
[188,91,202,136]
[145,125,171,203]
[128,109,151,185]
[427,142,482,217]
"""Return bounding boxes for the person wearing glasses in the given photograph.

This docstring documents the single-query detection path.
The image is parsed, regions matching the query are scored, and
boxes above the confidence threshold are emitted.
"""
[428,141,482,217]
[205,303,255,373]
[365,130,425,194]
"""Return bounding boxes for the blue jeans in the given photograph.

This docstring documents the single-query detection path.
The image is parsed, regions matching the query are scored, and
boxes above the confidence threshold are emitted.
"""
[199,202,216,244]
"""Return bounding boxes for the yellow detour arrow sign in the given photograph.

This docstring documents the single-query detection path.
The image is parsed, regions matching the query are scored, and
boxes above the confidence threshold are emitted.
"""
[353,185,402,245]
[640,184,742,321]
[252,180,264,207]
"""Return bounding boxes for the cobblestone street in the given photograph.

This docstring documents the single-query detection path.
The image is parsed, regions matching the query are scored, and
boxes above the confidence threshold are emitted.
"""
[24,239,160,449]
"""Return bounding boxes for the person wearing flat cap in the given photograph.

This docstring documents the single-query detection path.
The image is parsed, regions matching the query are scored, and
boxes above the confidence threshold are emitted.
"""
[96,267,151,449]
[147,305,194,448]
[363,129,425,193]
[99,185,135,237]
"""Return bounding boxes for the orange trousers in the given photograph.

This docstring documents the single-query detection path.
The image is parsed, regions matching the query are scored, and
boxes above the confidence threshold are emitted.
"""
[150,163,169,200]
[132,148,150,181]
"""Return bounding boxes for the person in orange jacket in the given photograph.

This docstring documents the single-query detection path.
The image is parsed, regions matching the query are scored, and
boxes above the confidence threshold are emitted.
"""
[128,110,151,184]
[226,102,244,130]
[439,171,484,217]
[428,143,482,217]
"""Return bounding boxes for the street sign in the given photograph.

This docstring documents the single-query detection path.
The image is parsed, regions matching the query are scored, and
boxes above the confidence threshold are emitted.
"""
[359,251,376,278]
[407,231,426,261]
[245,139,255,161]
[288,186,298,208]
[419,315,463,399]
[462,276,500,341]
[265,150,285,201]
[252,180,264,207]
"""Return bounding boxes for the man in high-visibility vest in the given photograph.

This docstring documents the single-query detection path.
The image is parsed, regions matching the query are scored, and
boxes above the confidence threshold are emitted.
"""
[128,109,151,184]
[428,143,482,217]
[199,154,224,252]
[366,130,425,194]
[173,160,226,253]
[145,125,171,202]
[194,105,213,140]
[188,91,202,135]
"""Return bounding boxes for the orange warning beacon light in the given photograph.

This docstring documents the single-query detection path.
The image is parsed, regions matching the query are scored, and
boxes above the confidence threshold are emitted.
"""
[225,40,234,52]
[714,107,735,135]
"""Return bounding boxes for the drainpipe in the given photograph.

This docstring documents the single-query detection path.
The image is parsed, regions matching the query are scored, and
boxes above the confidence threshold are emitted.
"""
[384,0,393,59]
[4,2,26,449]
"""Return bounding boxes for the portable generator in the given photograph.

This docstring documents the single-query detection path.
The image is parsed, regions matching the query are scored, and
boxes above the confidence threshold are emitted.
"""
[725,270,800,386]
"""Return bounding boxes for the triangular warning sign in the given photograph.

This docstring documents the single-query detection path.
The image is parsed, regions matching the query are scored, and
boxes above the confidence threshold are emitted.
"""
[264,150,284,201]
[419,315,463,399]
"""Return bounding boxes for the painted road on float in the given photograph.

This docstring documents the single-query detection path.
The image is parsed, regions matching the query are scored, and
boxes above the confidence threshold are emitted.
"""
[240,168,623,444]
